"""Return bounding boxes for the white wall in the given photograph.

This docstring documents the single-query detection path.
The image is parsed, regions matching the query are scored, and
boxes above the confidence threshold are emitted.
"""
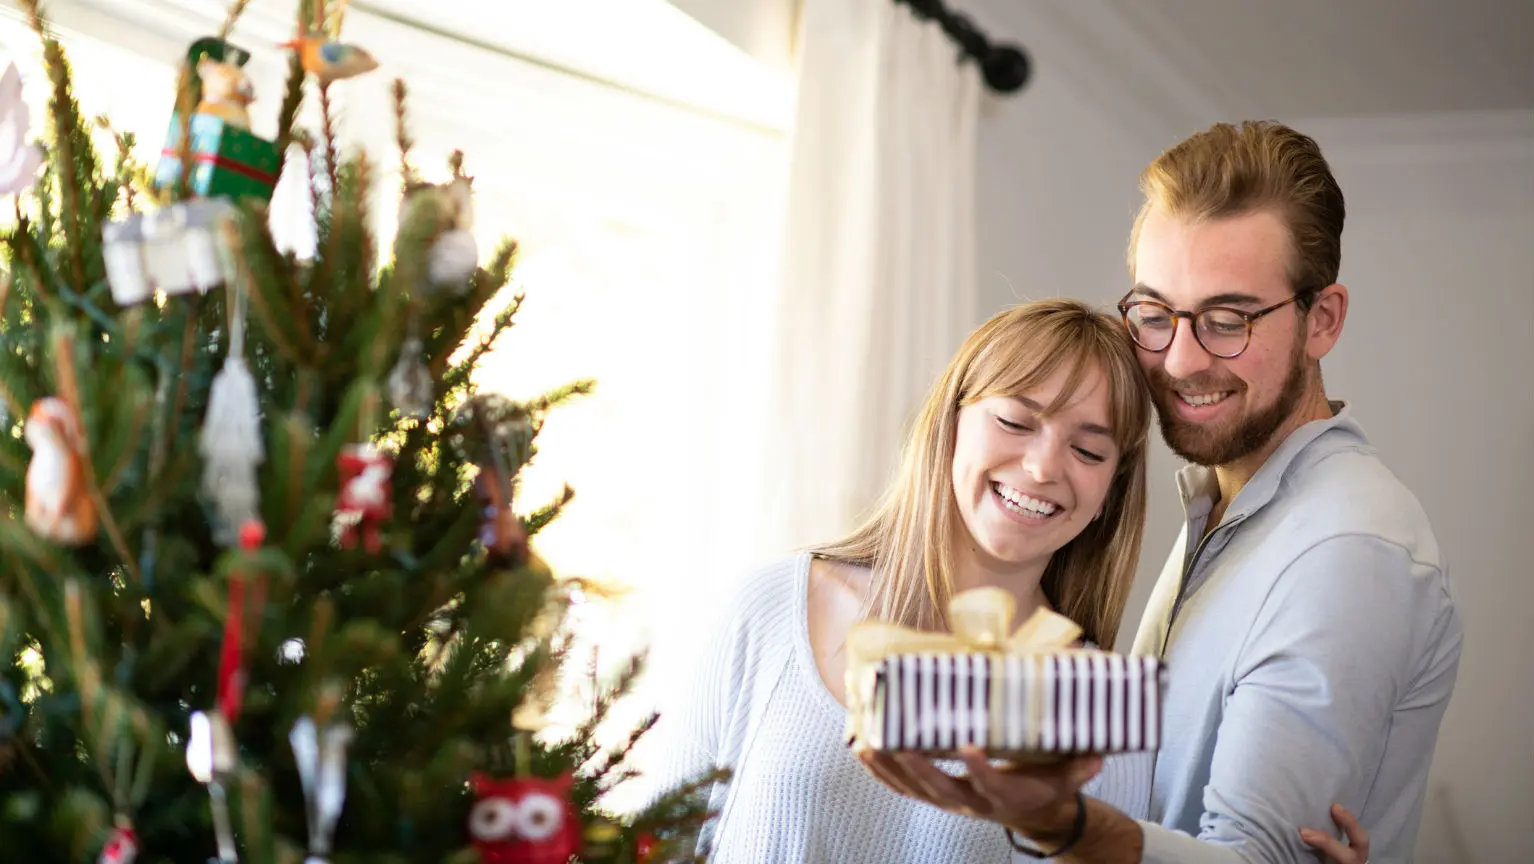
[1292,110,1534,864]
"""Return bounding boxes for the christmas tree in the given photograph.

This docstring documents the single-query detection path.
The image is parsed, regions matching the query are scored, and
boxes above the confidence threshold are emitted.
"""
[0,1,721,861]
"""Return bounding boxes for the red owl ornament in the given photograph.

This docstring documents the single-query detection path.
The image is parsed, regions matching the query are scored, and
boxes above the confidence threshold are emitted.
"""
[467,772,582,864]
[335,443,392,553]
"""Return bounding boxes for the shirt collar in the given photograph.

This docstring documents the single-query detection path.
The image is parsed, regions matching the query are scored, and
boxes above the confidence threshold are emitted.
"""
[1174,400,1363,521]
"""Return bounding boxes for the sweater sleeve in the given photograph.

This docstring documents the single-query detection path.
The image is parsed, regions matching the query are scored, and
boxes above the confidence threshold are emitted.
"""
[624,556,800,818]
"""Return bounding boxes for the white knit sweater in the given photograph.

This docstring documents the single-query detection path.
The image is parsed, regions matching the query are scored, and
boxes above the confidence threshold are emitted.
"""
[635,552,1151,863]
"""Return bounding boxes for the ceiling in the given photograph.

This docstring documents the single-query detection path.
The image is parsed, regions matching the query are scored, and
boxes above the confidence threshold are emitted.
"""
[1095,0,1534,119]
[667,0,1533,125]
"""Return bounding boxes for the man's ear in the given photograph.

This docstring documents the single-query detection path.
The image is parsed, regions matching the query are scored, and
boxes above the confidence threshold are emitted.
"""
[1305,283,1348,362]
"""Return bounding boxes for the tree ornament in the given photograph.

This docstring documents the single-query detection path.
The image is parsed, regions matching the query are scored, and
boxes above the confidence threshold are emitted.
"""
[467,773,582,864]
[98,816,139,864]
[398,175,477,294]
[336,443,392,553]
[635,832,659,863]
[290,714,354,864]
[0,61,43,195]
[194,57,255,131]
[280,33,379,84]
[386,331,434,419]
[154,38,282,202]
[24,397,98,545]
[186,710,239,863]
[216,520,267,723]
[200,260,264,546]
[450,395,533,563]
[102,198,239,305]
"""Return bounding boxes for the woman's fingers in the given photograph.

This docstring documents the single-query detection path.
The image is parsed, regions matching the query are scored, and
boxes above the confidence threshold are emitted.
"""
[1332,802,1369,860]
[1299,803,1369,864]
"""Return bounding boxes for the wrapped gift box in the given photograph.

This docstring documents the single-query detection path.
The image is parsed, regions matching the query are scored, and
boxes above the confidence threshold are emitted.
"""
[154,112,281,202]
[845,588,1166,759]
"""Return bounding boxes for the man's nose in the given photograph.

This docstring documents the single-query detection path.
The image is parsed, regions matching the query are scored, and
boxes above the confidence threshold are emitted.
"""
[1161,318,1213,381]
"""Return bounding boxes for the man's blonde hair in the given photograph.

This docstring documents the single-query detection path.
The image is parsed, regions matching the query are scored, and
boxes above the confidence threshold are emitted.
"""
[813,299,1150,648]
[1128,120,1346,305]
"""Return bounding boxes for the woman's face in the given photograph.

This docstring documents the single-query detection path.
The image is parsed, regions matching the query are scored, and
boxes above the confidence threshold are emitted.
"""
[950,363,1121,576]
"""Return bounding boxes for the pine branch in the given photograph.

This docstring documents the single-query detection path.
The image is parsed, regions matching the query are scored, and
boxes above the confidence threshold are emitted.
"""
[272,53,306,158]
[580,711,658,786]
[318,82,340,203]
[522,484,573,537]
[393,78,416,188]
[441,292,523,389]
[26,25,85,288]
[528,380,595,414]
[215,0,254,40]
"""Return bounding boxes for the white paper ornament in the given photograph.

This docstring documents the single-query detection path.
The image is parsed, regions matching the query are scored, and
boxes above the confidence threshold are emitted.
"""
[428,228,478,288]
[0,61,43,195]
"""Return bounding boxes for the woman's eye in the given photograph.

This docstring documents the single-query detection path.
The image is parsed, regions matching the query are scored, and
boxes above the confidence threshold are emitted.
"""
[1074,447,1106,463]
[996,417,1032,432]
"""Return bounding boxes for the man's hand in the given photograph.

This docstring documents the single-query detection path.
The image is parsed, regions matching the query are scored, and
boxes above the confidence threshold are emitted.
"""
[857,745,1103,837]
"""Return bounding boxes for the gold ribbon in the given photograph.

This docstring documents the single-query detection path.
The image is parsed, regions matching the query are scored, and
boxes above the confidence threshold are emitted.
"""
[844,588,1083,751]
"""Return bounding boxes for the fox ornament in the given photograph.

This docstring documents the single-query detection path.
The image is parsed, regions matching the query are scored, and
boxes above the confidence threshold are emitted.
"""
[24,397,97,545]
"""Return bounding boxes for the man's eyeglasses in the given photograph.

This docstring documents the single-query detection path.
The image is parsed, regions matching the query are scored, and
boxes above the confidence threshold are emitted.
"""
[1117,292,1303,359]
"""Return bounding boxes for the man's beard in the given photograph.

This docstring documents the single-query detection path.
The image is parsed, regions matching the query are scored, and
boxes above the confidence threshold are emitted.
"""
[1148,334,1309,467]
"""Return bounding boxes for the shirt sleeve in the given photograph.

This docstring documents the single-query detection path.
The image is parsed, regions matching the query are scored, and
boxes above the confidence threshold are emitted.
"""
[1137,534,1452,864]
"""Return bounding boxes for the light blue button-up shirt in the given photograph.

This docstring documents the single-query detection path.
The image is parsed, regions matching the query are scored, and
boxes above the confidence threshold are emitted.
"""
[1126,403,1463,863]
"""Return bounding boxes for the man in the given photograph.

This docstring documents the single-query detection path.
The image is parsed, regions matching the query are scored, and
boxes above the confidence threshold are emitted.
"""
[863,121,1462,863]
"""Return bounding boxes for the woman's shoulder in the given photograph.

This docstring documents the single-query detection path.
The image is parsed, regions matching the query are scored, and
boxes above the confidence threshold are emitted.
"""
[709,552,811,638]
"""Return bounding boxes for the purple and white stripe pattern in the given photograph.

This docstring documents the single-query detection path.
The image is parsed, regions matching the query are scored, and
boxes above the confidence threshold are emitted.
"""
[859,652,1165,755]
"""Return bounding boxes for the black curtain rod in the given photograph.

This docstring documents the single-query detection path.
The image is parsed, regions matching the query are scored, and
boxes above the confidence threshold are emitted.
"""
[893,0,1031,94]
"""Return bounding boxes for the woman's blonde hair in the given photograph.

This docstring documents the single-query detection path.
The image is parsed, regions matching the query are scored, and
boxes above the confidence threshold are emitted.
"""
[812,299,1150,647]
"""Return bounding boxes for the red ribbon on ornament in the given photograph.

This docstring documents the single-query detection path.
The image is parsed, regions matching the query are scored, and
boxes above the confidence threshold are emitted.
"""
[158,149,279,185]
[216,520,267,722]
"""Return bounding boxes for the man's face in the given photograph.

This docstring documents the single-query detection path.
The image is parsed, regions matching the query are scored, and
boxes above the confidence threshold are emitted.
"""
[1127,207,1312,467]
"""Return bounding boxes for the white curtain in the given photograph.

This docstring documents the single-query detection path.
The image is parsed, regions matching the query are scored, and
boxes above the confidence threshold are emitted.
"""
[762,0,982,554]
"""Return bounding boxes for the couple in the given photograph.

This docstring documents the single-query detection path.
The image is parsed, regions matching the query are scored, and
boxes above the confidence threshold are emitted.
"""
[645,120,1461,863]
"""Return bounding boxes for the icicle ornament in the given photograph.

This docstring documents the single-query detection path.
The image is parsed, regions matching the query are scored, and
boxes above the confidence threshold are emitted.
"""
[200,249,264,545]
[290,715,354,864]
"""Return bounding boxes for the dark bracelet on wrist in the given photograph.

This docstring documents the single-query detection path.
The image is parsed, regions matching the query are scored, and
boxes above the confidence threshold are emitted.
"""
[1004,791,1088,859]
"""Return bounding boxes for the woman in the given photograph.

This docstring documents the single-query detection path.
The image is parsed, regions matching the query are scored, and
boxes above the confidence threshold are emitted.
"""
[639,299,1364,863]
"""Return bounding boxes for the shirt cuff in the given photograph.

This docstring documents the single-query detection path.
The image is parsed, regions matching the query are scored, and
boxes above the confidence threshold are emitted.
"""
[1137,821,1244,864]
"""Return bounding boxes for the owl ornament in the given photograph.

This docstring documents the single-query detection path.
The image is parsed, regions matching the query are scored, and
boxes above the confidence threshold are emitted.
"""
[467,772,582,864]
[24,397,98,545]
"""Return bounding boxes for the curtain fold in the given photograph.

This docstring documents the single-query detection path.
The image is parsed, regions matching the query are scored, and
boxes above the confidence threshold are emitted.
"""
[762,0,981,554]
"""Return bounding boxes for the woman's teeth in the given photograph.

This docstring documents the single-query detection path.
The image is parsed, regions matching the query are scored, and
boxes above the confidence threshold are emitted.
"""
[993,482,1058,517]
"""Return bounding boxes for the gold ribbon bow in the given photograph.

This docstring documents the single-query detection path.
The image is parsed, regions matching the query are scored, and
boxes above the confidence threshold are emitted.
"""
[844,588,1084,752]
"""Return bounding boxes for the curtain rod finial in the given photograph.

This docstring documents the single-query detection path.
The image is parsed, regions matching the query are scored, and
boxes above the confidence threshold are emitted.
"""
[982,44,1030,93]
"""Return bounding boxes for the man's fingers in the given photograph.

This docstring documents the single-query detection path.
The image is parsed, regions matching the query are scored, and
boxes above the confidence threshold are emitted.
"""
[1331,803,1370,858]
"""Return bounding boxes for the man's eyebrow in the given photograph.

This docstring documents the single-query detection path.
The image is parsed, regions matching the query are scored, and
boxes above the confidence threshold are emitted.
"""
[1129,283,1265,309]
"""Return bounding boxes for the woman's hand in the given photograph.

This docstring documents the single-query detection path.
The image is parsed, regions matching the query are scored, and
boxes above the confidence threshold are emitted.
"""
[1300,803,1369,864]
